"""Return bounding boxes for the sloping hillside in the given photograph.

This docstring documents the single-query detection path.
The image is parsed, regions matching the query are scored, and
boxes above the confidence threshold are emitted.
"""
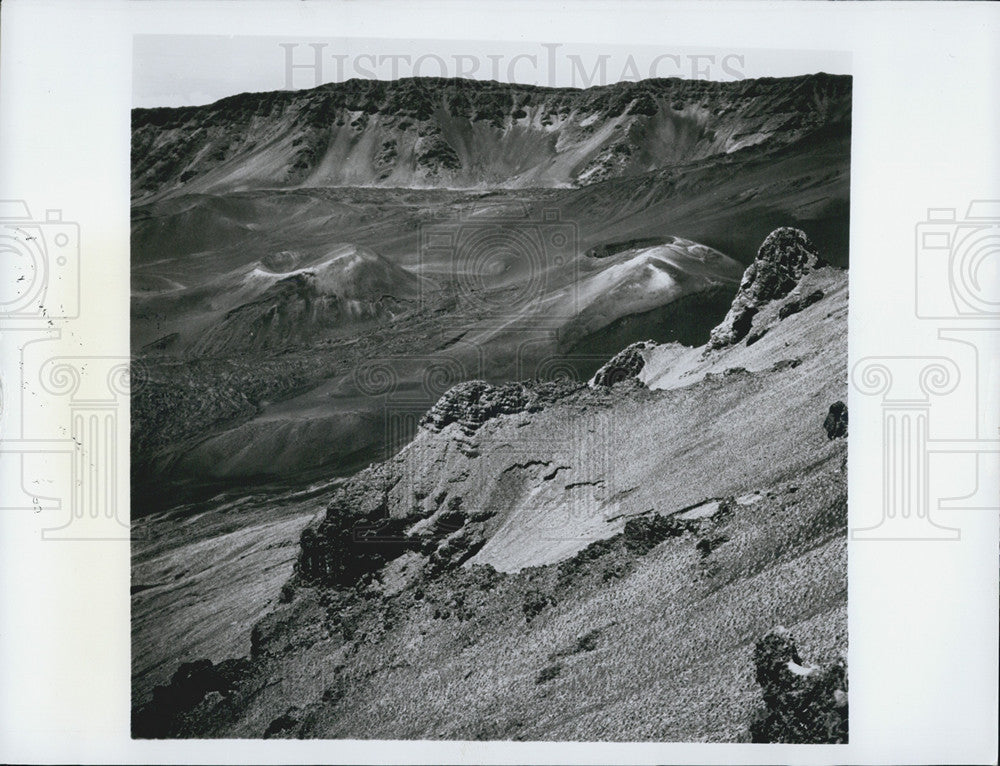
[131,225,742,492]
[132,74,851,199]
[133,229,848,741]
[131,73,851,499]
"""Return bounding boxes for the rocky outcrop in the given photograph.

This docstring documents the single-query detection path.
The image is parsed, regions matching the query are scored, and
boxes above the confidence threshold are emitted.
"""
[294,462,418,588]
[622,513,686,554]
[133,658,251,738]
[708,228,825,350]
[824,401,848,440]
[420,379,577,436]
[296,498,417,588]
[590,341,655,387]
[750,626,848,743]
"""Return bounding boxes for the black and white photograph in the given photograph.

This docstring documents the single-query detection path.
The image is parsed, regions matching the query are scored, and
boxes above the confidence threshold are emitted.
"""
[128,36,852,741]
[0,2,997,764]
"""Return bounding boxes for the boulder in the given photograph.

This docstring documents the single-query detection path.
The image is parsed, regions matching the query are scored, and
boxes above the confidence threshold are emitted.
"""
[708,228,825,349]
[824,401,848,439]
[590,340,656,387]
[750,626,848,743]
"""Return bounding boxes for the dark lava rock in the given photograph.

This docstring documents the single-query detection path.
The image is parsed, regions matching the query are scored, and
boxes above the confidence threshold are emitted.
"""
[778,288,825,319]
[695,535,729,557]
[591,340,655,387]
[744,325,769,346]
[296,497,418,587]
[824,401,848,440]
[428,524,488,574]
[263,707,302,738]
[133,658,251,738]
[750,627,848,743]
[708,228,825,350]
[421,379,577,435]
[623,513,685,554]
[770,358,803,372]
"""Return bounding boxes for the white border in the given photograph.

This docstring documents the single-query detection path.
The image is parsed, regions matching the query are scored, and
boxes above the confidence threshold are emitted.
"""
[1,1,998,764]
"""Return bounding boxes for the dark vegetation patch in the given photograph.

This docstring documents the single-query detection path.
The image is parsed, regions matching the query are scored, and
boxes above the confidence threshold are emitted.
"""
[551,628,603,660]
[523,589,557,622]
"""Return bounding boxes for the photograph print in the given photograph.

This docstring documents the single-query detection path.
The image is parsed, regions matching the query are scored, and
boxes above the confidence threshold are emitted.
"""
[129,35,851,742]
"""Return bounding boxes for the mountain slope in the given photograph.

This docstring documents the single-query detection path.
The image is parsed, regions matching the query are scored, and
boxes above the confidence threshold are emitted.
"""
[131,73,851,510]
[132,74,851,200]
[131,228,742,491]
[132,231,848,741]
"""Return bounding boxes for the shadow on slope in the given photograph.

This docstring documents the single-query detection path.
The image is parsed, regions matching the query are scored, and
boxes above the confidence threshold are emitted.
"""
[132,234,848,741]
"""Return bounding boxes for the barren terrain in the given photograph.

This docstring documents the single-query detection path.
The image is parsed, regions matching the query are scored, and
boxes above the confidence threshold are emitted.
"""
[131,73,851,741]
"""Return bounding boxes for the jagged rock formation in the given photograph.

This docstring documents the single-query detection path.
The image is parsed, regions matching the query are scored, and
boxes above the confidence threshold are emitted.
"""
[134,224,850,741]
[824,401,848,440]
[130,69,852,495]
[590,341,656,387]
[132,74,851,199]
[707,227,826,349]
[420,379,578,436]
[296,481,417,588]
[750,627,848,743]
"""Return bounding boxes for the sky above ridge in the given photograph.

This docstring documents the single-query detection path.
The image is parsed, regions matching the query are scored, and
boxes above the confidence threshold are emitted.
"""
[133,35,850,108]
